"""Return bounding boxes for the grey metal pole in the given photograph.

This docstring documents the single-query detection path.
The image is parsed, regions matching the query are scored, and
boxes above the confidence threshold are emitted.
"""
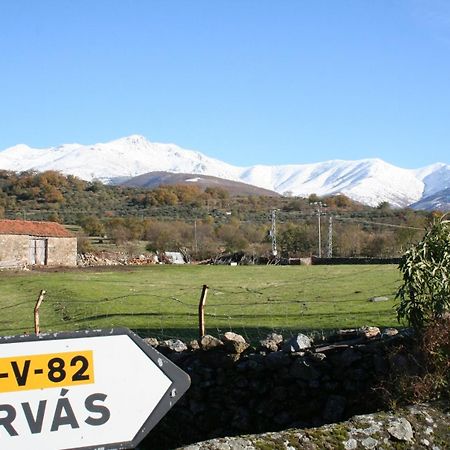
[318,209,321,258]
[328,215,333,258]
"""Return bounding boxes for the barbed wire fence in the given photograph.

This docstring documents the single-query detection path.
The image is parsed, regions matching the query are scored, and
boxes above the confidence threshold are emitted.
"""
[0,266,400,344]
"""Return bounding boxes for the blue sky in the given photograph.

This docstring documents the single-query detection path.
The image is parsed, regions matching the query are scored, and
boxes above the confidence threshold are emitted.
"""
[0,0,449,168]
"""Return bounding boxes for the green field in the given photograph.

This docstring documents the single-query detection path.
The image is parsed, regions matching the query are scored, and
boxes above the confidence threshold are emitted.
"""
[0,265,402,342]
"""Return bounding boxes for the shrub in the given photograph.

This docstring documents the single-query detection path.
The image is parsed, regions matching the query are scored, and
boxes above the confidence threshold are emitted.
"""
[77,235,94,254]
[377,317,449,407]
[396,215,450,330]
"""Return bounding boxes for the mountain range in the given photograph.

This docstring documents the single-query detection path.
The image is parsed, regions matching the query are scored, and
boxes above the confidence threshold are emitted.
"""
[0,135,448,210]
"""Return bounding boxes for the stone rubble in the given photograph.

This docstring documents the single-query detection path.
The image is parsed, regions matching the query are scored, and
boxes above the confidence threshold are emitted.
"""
[77,252,158,266]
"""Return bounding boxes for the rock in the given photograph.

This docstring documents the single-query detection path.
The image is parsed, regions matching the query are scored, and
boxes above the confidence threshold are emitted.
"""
[344,438,358,450]
[372,353,387,374]
[237,355,264,372]
[160,339,188,353]
[192,437,255,450]
[361,437,379,449]
[200,335,224,350]
[259,332,283,352]
[283,333,313,352]
[143,337,159,347]
[369,296,389,302]
[340,348,362,367]
[273,411,291,426]
[290,359,320,381]
[311,352,326,361]
[359,326,381,339]
[331,327,381,341]
[322,394,346,422]
[332,328,360,341]
[272,386,288,401]
[264,350,290,369]
[222,332,249,354]
[387,418,414,442]
[188,340,201,351]
[381,328,399,338]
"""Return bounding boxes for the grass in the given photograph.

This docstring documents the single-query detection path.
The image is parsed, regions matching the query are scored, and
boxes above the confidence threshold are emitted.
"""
[0,264,402,342]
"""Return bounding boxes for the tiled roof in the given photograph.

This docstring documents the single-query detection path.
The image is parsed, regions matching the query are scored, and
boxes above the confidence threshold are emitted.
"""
[0,219,74,238]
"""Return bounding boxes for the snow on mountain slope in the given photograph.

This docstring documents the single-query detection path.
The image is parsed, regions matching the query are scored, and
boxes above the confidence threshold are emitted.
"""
[0,135,448,208]
[0,136,241,182]
[410,187,450,211]
[414,163,450,198]
[239,159,424,206]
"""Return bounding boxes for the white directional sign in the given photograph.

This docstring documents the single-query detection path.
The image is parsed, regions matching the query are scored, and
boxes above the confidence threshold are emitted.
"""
[0,328,190,449]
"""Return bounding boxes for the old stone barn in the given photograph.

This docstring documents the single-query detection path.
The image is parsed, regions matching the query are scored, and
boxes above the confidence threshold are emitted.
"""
[0,219,77,269]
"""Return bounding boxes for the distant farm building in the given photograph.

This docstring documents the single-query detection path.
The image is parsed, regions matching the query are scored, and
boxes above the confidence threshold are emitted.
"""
[0,219,77,269]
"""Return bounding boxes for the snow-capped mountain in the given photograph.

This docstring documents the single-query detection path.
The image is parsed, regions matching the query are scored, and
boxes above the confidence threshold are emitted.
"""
[0,135,448,208]
[410,187,450,212]
[0,136,240,182]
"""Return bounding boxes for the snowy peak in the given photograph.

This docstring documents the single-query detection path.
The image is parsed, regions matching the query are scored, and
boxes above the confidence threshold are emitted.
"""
[238,158,425,208]
[0,135,448,209]
[0,135,240,182]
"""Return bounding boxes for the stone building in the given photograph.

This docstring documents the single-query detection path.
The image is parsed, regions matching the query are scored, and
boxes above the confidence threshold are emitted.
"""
[0,219,77,268]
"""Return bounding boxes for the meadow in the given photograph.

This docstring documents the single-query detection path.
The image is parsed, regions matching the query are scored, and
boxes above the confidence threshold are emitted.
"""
[0,264,402,342]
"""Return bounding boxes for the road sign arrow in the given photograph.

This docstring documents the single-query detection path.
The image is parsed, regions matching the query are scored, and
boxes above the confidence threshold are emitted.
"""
[0,328,190,450]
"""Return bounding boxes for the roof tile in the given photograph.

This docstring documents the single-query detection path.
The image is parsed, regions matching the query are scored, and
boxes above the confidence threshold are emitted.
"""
[0,219,74,238]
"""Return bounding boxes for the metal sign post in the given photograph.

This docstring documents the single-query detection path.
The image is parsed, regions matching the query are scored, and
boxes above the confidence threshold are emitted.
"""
[0,328,190,450]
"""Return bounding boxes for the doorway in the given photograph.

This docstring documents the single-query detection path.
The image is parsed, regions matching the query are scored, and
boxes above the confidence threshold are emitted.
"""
[28,238,48,265]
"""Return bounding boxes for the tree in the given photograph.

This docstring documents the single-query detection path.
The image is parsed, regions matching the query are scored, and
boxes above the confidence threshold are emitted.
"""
[81,216,105,237]
[216,222,248,253]
[308,193,321,204]
[334,223,365,257]
[145,221,183,252]
[279,224,314,256]
[377,201,391,211]
[396,215,450,329]
[334,194,353,208]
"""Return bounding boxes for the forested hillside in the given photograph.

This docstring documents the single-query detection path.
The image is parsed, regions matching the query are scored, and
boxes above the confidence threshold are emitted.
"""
[0,170,436,259]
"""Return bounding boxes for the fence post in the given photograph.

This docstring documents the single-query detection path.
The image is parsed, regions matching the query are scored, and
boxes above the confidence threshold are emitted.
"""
[198,285,209,339]
[34,289,46,335]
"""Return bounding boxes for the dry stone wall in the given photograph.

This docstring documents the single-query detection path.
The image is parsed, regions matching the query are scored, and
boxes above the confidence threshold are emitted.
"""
[141,327,422,450]
[175,403,450,450]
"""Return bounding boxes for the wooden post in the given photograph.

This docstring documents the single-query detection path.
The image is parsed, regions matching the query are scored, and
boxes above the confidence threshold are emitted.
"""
[34,290,46,335]
[198,285,209,340]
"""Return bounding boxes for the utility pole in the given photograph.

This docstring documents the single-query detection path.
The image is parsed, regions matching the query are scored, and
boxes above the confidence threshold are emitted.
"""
[194,220,198,254]
[312,202,326,258]
[328,215,333,258]
[318,209,322,258]
[270,210,278,256]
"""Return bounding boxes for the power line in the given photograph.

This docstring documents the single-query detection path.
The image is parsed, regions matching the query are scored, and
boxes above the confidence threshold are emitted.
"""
[5,208,426,231]
[333,216,424,230]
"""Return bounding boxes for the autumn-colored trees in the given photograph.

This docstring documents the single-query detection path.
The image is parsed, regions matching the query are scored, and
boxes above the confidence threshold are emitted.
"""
[0,169,435,259]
